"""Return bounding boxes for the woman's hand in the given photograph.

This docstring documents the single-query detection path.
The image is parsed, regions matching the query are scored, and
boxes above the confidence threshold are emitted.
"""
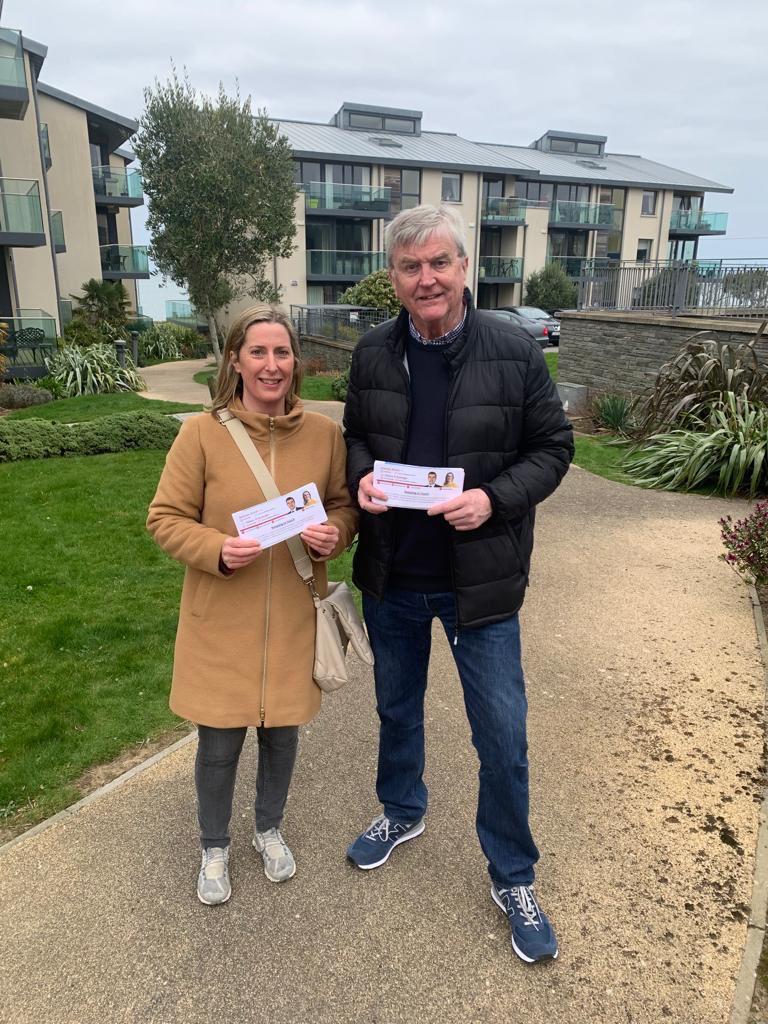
[301,522,340,559]
[221,536,263,570]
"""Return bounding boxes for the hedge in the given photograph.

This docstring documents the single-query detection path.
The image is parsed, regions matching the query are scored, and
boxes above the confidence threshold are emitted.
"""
[0,411,181,462]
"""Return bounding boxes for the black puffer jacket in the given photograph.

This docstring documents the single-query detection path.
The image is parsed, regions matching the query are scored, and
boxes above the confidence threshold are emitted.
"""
[343,293,574,629]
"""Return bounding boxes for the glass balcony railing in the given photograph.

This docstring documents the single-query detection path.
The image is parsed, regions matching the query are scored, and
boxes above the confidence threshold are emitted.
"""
[481,197,547,223]
[0,28,25,89]
[478,256,523,280]
[0,309,58,344]
[51,210,65,251]
[669,209,728,234]
[100,244,150,276]
[40,122,51,167]
[549,201,615,228]
[304,181,391,214]
[92,165,144,203]
[0,178,44,235]
[306,250,387,277]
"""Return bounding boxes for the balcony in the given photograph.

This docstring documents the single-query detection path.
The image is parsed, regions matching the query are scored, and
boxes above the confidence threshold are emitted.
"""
[0,28,28,119]
[304,181,391,217]
[100,244,150,279]
[549,201,615,229]
[51,210,65,253]
[92,166,144,208]
[547,256,616,278]
[481,197,547,225]
[0,309,58,378]
[306,250,386,281]
[669,209,728,235]
[478,257,523,283]
[0,179,45,246]
[40,122,51,168]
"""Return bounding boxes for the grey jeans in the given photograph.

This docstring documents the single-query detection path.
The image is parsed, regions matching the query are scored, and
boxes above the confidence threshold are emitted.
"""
[195,724,299,850]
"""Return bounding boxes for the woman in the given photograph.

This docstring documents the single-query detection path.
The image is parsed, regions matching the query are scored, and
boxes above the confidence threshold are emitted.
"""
[301,489,318,508]
[147,304,357,906]
[442,471,458,489]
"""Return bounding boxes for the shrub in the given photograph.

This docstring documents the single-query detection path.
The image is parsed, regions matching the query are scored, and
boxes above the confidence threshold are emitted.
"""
[0,411,181,462]
[625,394,768,498]
[30,374,67,399]
[331,368,349,401]
[46,344,145,396]
[0,383,54,409]
[524,263,577,313]
[304,357,327,375]
[139,321,209,363]
[62,318,111,348]
[339,270,400,317]
[634,323,768,437]
[719,501,768,588]
[592,394,635,434]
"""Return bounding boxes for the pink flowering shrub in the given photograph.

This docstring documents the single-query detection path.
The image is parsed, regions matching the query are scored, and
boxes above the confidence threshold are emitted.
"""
[719,501,768,588]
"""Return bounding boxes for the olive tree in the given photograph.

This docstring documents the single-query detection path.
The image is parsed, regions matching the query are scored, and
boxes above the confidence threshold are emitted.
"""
[134,69,297,361]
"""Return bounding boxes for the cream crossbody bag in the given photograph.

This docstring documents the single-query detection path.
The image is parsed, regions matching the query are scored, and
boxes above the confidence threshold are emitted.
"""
[217,410,374,692]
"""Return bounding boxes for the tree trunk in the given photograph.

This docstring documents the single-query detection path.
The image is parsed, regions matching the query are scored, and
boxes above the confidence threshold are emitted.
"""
[207,313,222,364]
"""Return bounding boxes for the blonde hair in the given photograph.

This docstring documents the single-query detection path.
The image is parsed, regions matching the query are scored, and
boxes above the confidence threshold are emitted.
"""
[210,304,303,413]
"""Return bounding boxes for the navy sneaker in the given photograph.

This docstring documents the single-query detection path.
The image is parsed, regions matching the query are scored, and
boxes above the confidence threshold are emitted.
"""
[347,814,425,869]
[491,883,559,963]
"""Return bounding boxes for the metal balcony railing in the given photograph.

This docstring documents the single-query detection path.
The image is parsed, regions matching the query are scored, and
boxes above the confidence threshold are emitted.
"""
[549,201,615,228]
[481,197,548,223]
[92,165,144,203]
[0,178,44,235]
[669,210,728,234]
[100,244,150,276]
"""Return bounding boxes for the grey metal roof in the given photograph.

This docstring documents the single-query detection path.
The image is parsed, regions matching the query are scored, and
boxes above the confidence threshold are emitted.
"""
[275,115,732,194]
[275,119,537,174]
[475,142,733,193]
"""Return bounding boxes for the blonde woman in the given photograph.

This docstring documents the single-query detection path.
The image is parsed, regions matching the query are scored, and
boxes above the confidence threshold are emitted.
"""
[147,305,357,905]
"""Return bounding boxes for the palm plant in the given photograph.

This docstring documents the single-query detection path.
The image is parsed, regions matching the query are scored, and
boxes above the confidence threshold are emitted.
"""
[70,279,130,336]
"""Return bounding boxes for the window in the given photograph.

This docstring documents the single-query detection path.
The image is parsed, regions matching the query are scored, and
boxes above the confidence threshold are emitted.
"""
[636,239,653,261]
[641,190,658,216]
[482,178,504,201]
[549,138,576,153]
[295,161,371,187]
[513,180,554,204]
[576,141,602,155]
[348,112,382,130]
[384,116,416,134]
[388,168,421,212]
[441,173,462,203]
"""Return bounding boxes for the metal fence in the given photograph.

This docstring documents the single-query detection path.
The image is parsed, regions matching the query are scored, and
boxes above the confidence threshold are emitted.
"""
[574,260,768,318]
[291,305,390,343]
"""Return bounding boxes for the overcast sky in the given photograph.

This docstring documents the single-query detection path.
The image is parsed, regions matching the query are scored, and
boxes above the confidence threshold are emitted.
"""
[7,0,768,320]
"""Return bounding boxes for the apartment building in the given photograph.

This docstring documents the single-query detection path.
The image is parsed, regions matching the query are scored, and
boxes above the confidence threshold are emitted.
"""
[246,102,732,315]
[0,25,147,349]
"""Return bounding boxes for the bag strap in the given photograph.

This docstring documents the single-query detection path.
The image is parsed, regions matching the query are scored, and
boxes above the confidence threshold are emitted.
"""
[216,409,317,591]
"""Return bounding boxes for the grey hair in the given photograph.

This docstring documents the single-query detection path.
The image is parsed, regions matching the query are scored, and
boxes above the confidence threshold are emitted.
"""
[385,204,467,266]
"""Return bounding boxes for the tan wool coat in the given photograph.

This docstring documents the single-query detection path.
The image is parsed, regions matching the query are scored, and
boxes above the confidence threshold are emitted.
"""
[146,400,358,728]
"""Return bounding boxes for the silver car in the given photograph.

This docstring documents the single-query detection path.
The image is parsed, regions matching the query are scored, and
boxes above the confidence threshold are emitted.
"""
[497,306,560,346]
[487,308,551,349]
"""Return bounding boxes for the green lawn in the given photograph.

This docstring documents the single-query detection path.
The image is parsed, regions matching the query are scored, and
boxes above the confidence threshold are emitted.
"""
[193,365,216,386]
[193,366,339,402]
[5,392,203,422]
[545,351,558,380]
[0,451,353,834]
[573,435,633,484]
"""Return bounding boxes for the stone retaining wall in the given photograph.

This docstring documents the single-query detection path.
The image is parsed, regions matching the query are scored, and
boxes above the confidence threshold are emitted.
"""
[558,312,767,396]
[298,336,355,371]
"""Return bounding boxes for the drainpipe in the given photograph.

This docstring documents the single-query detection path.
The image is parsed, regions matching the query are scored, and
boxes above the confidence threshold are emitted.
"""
[31,68,63,334]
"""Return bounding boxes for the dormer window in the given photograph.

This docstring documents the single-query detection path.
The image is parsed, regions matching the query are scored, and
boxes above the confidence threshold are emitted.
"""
[332,103,422,136]
[348,111,416,134]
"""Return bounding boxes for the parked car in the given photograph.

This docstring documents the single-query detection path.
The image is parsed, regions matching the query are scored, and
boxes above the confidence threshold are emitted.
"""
[487,308,551,349]
[497,306,560,346]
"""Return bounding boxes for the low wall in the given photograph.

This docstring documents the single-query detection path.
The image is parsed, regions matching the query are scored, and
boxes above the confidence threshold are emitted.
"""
[558,312,767,396]
[298,335,355,372]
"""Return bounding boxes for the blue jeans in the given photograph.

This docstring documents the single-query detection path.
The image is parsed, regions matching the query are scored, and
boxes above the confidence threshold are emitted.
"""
[363,589,539,887]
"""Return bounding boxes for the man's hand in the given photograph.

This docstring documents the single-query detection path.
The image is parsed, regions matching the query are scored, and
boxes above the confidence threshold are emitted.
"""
[301,522,340,559]
[221,536,263,569]
[428,488,492,531]
[356,471,390,514]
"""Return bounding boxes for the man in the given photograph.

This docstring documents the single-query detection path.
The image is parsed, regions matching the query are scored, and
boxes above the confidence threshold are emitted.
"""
[426,471,440,488]
[343,204,573,964]
[285,496,297,513]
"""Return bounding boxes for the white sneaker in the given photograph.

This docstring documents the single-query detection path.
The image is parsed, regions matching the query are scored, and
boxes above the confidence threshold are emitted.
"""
[197,846,231,905]
[253,827,296,882]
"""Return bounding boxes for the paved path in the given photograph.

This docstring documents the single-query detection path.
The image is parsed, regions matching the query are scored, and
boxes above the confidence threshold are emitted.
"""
[139,358,345,423]
[0,469,764,1023]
